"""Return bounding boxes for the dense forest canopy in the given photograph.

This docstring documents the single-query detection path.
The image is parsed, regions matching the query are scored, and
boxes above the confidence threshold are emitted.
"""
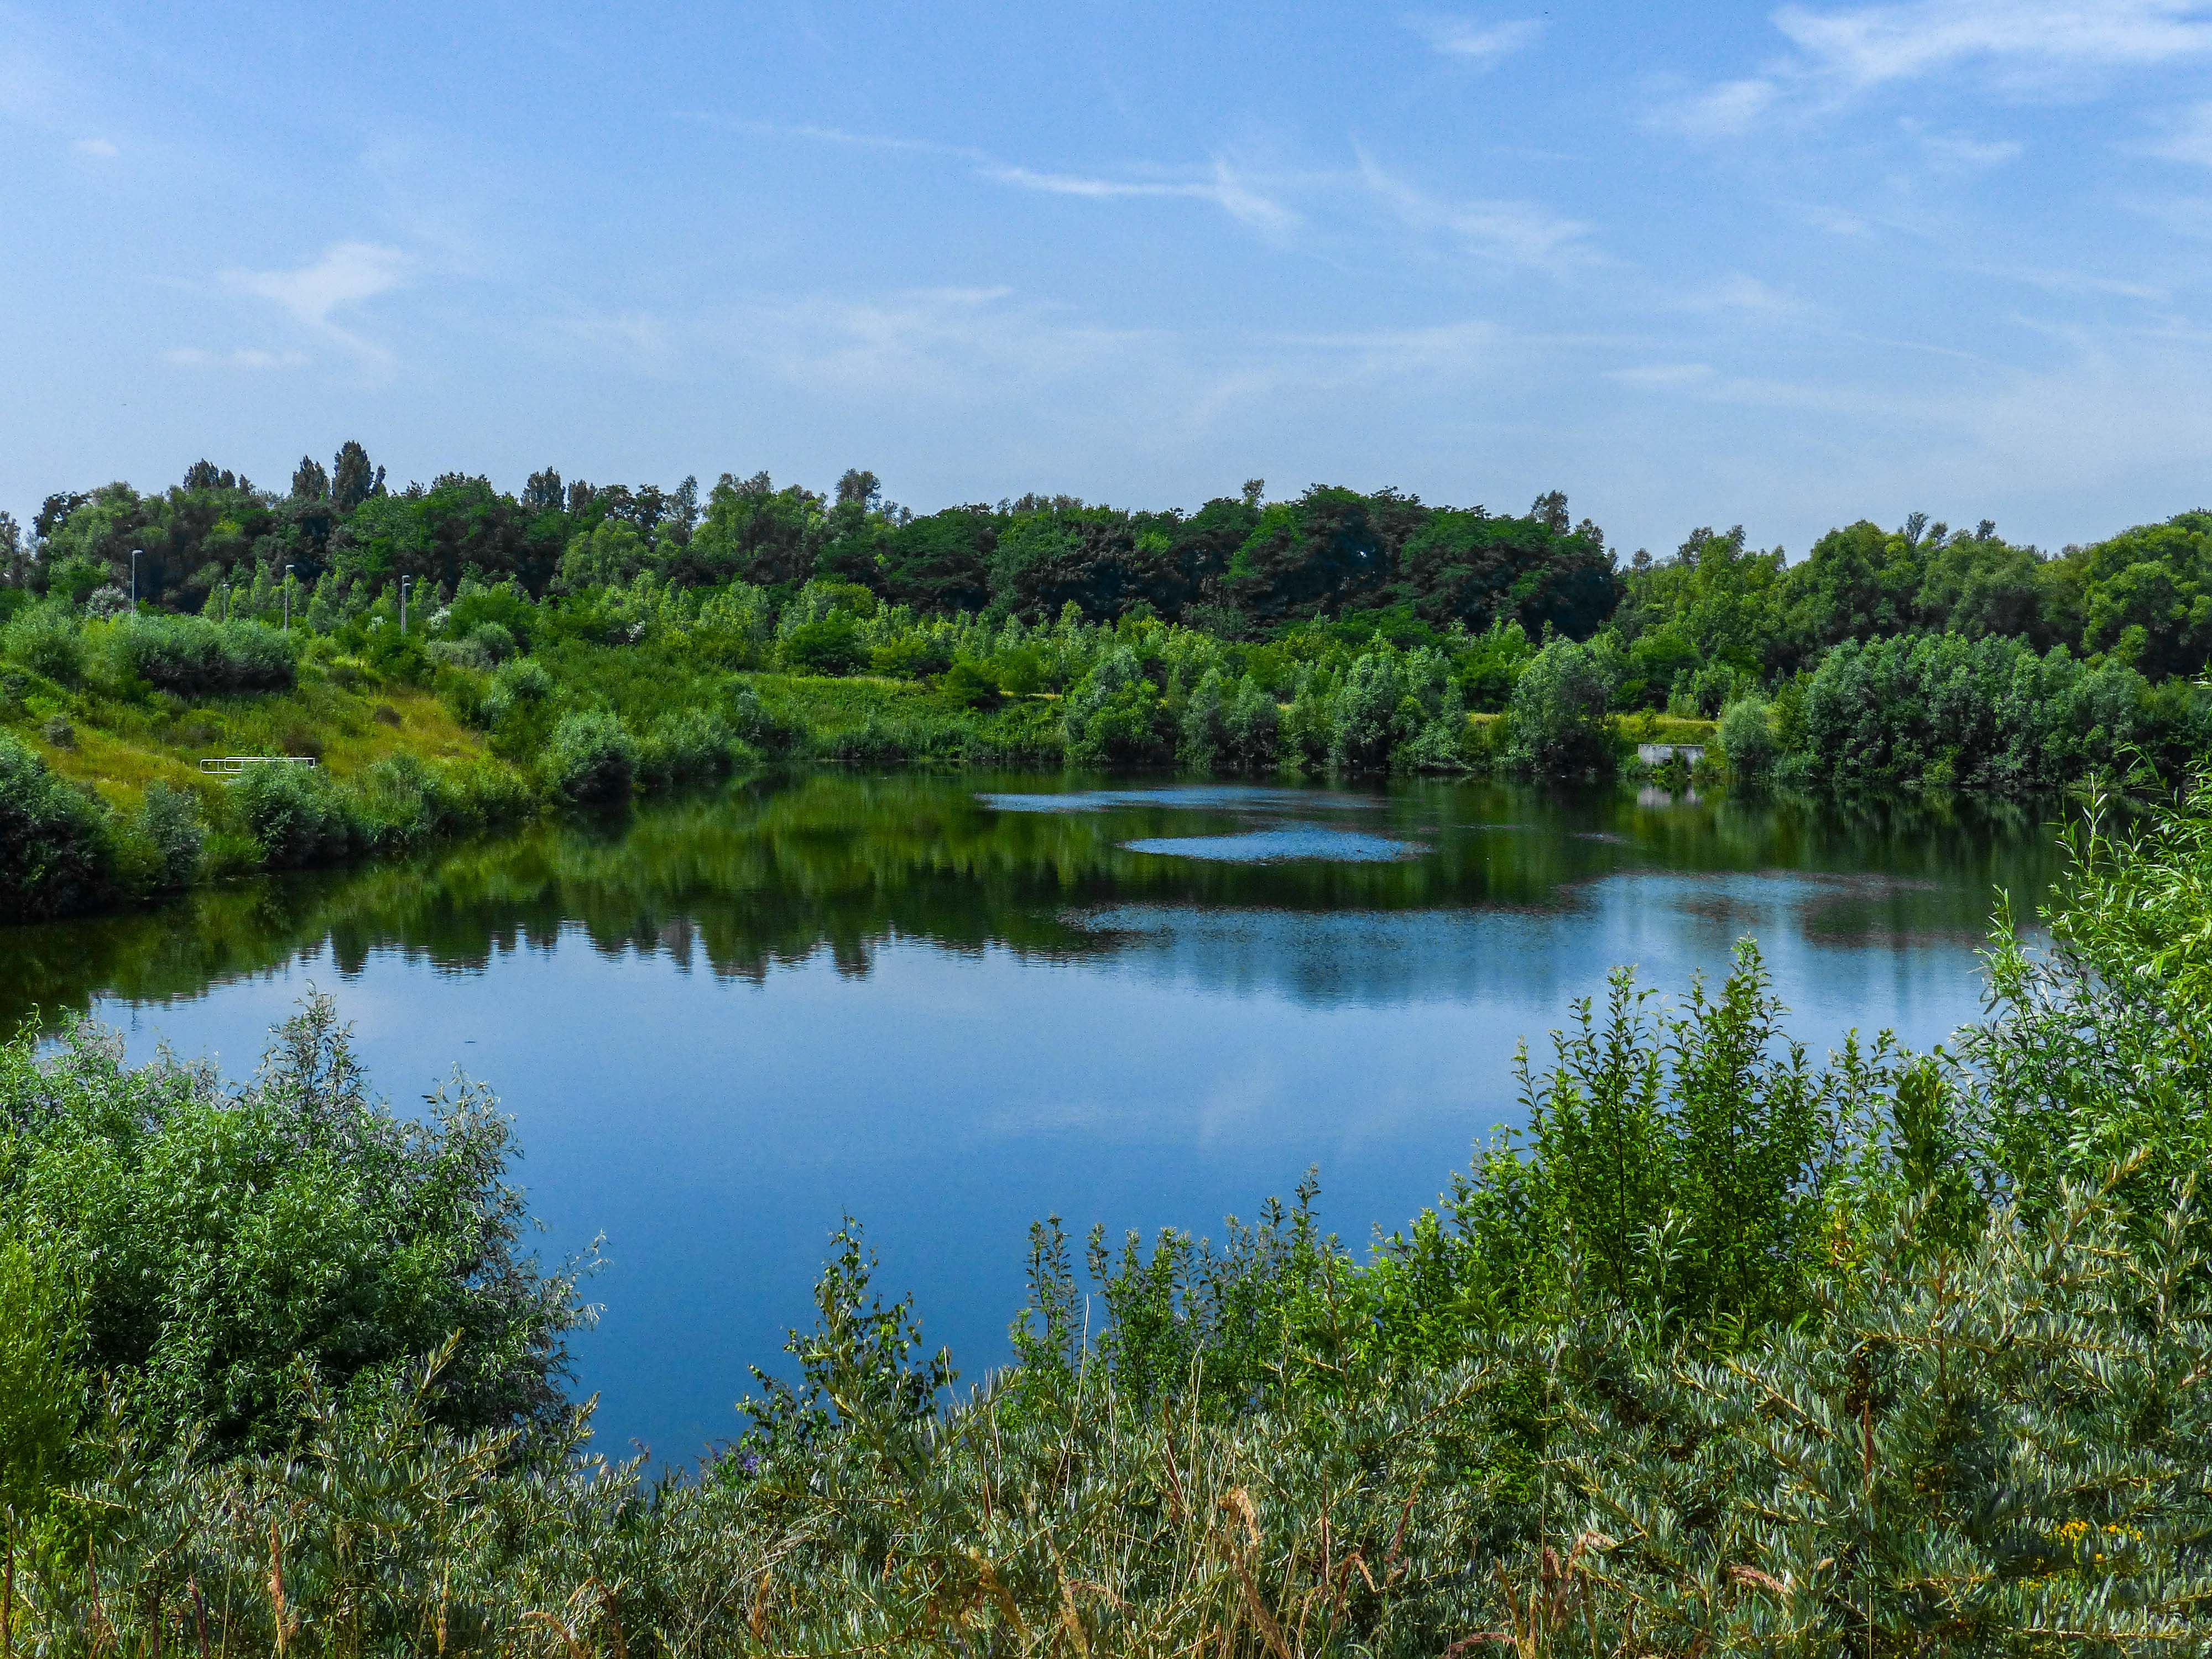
[8,445,2208,694]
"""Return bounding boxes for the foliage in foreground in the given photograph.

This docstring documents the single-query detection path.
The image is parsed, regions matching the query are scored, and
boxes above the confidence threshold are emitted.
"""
[2,780,2211,1653]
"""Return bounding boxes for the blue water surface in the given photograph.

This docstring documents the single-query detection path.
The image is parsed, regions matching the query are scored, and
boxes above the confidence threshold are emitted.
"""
[3,773,2062,1466]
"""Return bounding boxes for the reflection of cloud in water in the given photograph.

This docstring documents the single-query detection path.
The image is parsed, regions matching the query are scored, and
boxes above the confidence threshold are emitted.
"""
[1072,905,1577,1010]
[1123,829,1425,863]
[1074,866,2015,1012]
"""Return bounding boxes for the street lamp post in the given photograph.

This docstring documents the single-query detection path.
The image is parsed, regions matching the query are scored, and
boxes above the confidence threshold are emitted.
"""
[130,549,140,608]
[284,565,295,631]
[400,576,413,636]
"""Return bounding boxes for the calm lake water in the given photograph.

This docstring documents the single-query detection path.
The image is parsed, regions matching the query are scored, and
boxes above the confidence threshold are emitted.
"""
[2,774,2065,1463]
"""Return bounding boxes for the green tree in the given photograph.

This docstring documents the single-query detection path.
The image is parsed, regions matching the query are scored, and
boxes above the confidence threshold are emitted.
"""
[330,440,384,512]
[1505,635,1614,775]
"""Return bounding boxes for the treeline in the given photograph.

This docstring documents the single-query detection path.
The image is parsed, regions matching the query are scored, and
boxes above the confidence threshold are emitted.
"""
[10,446,2212,686]
[4,451,1618,640]
[5,777,2212,1652]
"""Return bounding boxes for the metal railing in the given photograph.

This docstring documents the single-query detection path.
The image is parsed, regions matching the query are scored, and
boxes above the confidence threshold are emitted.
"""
[197,755,320,776]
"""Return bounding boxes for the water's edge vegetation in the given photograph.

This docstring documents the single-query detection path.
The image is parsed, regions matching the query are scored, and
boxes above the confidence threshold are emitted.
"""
[3,775,2210,1653]
[7,453,2211,921]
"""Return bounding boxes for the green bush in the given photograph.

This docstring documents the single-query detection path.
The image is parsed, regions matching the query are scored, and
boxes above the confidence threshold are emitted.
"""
[638,709,737,787]
[870,633,954,679]
[543,708,637,802]
[106,614,296,693]
[0,734,113,920]
[1718,695,1777,781]
[727,680,793,754]
[1,601,86,684]
[935,658,1001,710]
[1328,651,1412,770]
[134,781,205,886]
[352,751,525,848]
[478,654,555,726]
[1504,635,1615,775]
[0,1236,82,1526]
[780,616,868,675]
[1063,646,1171,768]
[231,762,358,867]
[0,995,587,1451]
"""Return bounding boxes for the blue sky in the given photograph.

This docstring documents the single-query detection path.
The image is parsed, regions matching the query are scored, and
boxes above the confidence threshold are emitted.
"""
[4,0,2210,557]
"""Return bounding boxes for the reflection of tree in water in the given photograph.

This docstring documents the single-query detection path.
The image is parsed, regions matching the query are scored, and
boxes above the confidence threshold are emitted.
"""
[0,774,2066,1030]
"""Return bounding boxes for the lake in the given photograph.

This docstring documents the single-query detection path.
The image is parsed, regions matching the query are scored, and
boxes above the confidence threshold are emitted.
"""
[0,773,2064,1463]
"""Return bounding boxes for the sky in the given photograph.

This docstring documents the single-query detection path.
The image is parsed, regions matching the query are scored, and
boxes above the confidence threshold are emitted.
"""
[3,0,2211,559]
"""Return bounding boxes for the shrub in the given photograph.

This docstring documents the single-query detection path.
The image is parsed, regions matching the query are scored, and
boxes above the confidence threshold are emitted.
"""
[2,601,86,684]
[935,658,1001,711]
[1718,695,1777,781]
[780,615,869,676]
[1505,635,1615,775]
[1178,666,1229,769]
[638,709,737,787]
[727,680,791,754]
[544,708,637,802]
[0,1236,82,1525]
[427,621,518,672]
[1223,675,1281,771]
[426,636,496,671]
[871,633,954,679]
[231,763,357,867]
[106,614,296,693]
[1063,646,1170,768]
[0,734,112,920]
[135,781,205,886]
[443,586,536,648]
[0,996,587,1451]
[478,655,555,726]
[1328,651,1412,771]
[354,752,461,847]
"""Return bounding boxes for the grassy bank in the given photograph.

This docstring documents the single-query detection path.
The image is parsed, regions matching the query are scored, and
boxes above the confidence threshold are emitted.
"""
[2,775,2210,1653]
[0,592,1734,923]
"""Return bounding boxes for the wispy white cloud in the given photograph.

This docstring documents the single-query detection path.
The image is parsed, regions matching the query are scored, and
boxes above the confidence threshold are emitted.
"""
[163,347,309,370]
[1774,0,2212,89]
[544,307,677,374]
[692,114,1299,237]
[1402,15,1545,66]
[1986,265,2168,301]
[2141,101,2212,165]
[677,113,987,163]
[985,160,1298,234]
[1610,363,1717,389]
[1656,1,2212,140]
[1802,203,1875,236]
[1684,274,1807,316]
[1907,126,2025,169]
[71,135,116,158]
[719,286,1153,400]
[227,242,405,327]
[1357,153,1593,268]
[1651,77,1783,139]
[222,242,406,368]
